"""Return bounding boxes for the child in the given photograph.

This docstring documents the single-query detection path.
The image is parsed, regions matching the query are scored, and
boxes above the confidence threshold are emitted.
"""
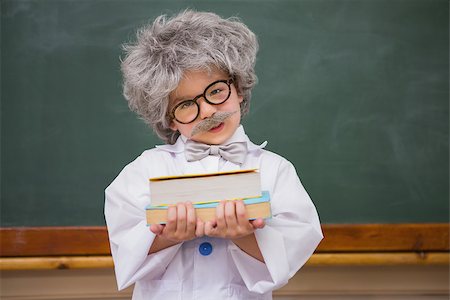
[105,10,323,300]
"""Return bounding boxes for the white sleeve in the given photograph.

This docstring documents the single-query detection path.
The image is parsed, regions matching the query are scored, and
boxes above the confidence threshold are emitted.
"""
[230,159,323,293]
[104,155,182,290]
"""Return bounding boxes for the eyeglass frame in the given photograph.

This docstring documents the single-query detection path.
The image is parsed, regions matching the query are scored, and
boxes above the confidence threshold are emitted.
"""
[169,78,234,124]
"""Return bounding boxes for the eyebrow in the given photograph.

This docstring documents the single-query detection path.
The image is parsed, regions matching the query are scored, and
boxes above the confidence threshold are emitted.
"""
[171,93,198,104]
[170,78,230,105]
[170,85,210,106]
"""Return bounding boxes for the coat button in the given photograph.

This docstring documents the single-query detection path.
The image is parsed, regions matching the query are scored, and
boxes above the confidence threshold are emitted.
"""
[199,242,213,256]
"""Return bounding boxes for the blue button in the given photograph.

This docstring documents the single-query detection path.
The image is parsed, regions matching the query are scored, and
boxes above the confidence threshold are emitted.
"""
[199,242,213,256]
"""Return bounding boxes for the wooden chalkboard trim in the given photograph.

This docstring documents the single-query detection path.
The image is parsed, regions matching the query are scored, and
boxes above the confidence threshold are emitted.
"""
[317,223,449,252]
[0,256,113,270]
[0,252,448,270]
[0,226,109,257]
[0,224,448,257]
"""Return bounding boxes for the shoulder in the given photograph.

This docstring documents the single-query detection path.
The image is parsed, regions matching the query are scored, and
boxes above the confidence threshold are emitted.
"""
[259,148,293,169]
[244,133,296,173]
[126,135,186,167]
[255,148,304,194]
[258,148,301,182]
[123,146,178,176]
[106,147,176,189]
[138,147,175,163]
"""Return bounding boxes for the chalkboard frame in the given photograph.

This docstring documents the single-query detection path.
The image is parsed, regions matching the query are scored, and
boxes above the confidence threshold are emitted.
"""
[2,0,449,227]
[1,224,448,257]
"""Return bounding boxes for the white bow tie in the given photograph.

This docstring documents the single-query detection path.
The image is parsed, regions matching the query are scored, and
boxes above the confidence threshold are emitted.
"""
[184,140,248,165]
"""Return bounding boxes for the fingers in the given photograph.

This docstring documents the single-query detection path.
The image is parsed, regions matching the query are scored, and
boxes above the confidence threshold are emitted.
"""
[186,202,197,234]
[195,217,205,237]
[215,200,227,229]
[165,205,177,233]
[206,200,262,239]
[175,202,187,234]
[235,200,249,226]
[150,224,164,235]
[225,201,238,228]
[153,200,264,241]
[158,202,200,242]
[204,220,216,236]
[206,200,236,237]
[250,218,266,229]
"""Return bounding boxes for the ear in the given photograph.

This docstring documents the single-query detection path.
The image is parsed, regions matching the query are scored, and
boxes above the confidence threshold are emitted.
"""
[169,121,178,131]
[233,80,244,103]
[238,94,244,104]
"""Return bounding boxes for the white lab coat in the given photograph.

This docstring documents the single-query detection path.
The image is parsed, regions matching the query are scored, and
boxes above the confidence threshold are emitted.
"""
[105,126,323,300]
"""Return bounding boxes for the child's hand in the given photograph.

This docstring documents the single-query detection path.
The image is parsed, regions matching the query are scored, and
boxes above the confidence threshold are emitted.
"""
[150,202,204,242]
[204,200,265,239]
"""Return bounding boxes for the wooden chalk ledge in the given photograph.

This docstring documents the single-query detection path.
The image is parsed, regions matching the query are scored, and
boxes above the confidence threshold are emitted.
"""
[0,252,448,270]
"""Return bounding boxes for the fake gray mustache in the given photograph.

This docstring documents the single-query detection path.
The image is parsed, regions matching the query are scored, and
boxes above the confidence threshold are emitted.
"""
[190,111,237,137]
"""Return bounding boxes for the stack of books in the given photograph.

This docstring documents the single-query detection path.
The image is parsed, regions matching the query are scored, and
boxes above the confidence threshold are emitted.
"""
[146,169,271,224]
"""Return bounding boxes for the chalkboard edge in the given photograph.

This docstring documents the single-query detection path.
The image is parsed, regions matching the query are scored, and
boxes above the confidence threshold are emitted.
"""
[0,224,448,257]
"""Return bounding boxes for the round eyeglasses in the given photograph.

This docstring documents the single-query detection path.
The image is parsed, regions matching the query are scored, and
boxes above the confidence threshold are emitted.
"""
[170,79,233,124]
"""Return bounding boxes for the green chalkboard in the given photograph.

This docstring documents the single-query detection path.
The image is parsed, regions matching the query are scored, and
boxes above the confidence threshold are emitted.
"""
[1,0,448,226]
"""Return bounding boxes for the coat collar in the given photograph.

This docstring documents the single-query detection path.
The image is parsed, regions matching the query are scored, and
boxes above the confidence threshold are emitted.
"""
[155,125,267,154]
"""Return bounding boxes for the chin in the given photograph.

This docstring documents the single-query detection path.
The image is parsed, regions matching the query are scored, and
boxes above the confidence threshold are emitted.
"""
[193,134,228,145]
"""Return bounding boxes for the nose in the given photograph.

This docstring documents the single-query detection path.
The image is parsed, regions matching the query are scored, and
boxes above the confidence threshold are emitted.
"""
[198,97,217,119]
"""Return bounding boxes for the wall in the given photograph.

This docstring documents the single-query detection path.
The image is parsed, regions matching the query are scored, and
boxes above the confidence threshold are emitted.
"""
[1,266,449,299]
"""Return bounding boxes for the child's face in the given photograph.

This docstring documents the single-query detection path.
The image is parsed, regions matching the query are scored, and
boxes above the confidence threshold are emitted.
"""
[169,68,243,145]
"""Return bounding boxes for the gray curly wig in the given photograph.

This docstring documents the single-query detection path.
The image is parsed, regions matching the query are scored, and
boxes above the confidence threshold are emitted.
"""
[121,10,259,144]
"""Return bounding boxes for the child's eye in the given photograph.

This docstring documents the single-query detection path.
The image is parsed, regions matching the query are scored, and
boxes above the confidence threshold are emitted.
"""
[206,81,229,102]
[209,88,223,96]
[178,101,195,110]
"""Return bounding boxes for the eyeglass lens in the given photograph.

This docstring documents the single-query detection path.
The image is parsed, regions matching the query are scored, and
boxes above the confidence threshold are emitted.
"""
[173,81,231,124]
